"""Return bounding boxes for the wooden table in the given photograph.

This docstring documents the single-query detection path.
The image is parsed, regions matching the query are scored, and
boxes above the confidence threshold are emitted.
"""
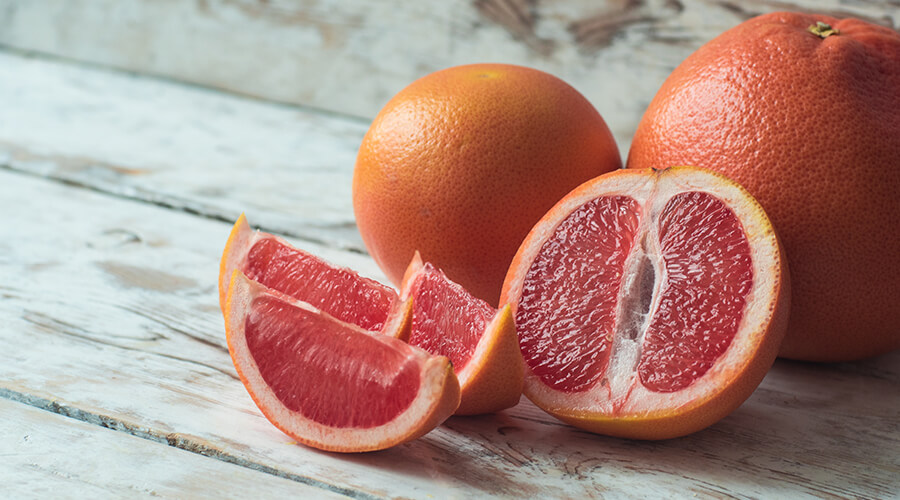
[2,2,899,498]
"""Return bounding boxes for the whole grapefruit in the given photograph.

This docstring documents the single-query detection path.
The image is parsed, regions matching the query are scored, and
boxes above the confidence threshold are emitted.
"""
[353,64,621,306]
[627,13,900,362]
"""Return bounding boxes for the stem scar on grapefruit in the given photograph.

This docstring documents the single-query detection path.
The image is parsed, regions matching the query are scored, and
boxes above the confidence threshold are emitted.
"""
[219,214,409,337]
[400,252,524,415]
[224,271,460,452]
[500,166,790,439]
[626,12,900,361]
[353,63,621,306]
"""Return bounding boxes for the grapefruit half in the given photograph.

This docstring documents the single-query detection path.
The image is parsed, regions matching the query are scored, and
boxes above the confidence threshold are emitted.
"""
[400,252,524,415]
[501,166,790,439]
[219,214,408,336]
[224,271,460,452]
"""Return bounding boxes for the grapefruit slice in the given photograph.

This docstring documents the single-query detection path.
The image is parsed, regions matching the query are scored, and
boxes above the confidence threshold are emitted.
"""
[219,214,408,336]
[400,253,523,415]
[224,271,461,452]
[501,166,790,439]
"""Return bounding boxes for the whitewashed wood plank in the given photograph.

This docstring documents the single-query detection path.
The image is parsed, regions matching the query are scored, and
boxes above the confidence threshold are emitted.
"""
[0,398,347,499]
[0,49,368,251]
[0,0,896,150]
[1,170,898,499]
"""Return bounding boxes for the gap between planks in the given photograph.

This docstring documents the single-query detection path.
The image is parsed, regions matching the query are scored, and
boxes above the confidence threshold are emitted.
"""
[0,386,378,500]
[0,162,366,256]
[0,47,374,126]
[0,48,370,254]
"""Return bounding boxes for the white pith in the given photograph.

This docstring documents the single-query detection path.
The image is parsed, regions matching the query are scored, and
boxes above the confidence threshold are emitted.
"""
[226,271,452,451]
[506,169,783,418]
[606,203,665,404]
[220,214,258,307]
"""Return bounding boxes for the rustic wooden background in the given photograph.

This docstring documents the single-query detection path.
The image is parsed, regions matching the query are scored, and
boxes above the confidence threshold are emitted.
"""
[2,1,898,498]
[2,0,897,150]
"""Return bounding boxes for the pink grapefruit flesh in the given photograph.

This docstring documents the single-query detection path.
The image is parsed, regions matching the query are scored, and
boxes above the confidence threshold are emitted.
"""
[225,271,460,452]
[401,253,524,415]
[219,215,406,335]
[406,262,495,371]
[246,294,419,428]
[501,166,789,439]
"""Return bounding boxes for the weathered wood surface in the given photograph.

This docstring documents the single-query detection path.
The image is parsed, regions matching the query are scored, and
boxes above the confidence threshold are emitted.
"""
[1,0,897,150]
[1,399,344,499]
[2,49,899,498]
[0,51,367,252]
[2,169,899,498]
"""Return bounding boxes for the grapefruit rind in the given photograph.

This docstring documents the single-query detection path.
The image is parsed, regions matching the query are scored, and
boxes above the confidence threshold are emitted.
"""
[382,296,414,342]
[224,270,461,452]
[399,251,425,298]
[402,251,524,415]
[219,213,255,314]
[501,166,790,439]
[626,14,900,362]
[453,304,524,415]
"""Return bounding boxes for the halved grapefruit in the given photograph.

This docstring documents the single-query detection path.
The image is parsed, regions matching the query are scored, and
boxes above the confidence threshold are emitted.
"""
[224,271,460,452]
[501,166,790,439]
[400,253,523,415]
[219,214,408,336]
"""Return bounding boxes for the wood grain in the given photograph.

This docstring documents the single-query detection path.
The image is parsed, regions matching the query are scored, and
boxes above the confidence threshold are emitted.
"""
[0,50,368,252]
[0,0,895,150]
[1,168,898,498]
[0,398,345,499]
[1,45,898,497]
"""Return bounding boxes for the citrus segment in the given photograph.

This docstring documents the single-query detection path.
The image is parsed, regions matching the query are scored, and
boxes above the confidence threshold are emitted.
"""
[402,252,524,415]
[516,195,641,393]
[501,166,789,439]
[245,295,419,428]
[225,271,460,452]
[219,214,406,336]
[638,192,753,392]
[407,262,494,371]
[244,238,396,332]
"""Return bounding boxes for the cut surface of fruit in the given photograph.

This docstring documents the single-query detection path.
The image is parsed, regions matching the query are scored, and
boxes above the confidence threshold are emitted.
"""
[401,252,523,415]
[501,166,789,439]
[224,271,460,452]
[220,214,405,335]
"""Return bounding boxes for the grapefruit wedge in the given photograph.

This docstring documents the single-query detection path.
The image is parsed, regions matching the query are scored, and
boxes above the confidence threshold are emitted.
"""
[224,271,460,452]
[501,166,790,439]
[219,214,408,336]
[400,253,524,415]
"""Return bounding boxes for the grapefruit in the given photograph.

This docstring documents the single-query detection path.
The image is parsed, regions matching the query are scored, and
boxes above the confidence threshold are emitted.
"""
[220,217,522,415]
[353,63,621,306]
[219,214,409,336]
[501,166,790,439]
[223,271,460,452]
[627,12,900,361]
[400,252,523,415]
